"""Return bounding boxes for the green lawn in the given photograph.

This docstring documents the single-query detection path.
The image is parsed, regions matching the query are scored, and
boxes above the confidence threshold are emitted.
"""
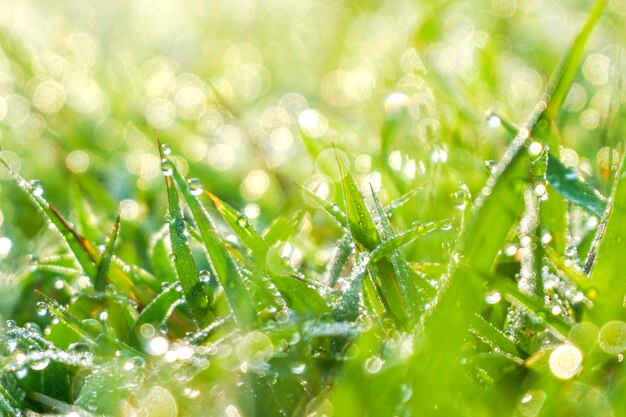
[1,0,625,415]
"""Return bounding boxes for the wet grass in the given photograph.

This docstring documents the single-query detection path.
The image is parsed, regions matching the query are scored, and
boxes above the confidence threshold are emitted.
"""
[1,0,626,416]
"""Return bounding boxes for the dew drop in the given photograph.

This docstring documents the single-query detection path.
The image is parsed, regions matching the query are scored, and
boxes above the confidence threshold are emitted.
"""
[485,291,501,305]
[161,143,172,155]
[36,301,48,316]
[29,179,44,197]
[291,363,306,374]
[237,215,249,228]
[364,355,384,374]
[161,159,174,176]
[187,177,203,195]
[30,355,50,371]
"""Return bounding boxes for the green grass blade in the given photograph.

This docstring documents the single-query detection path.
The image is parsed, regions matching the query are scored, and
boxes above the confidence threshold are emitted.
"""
[205,190,328,315]
[130,284,183,336]
[470,314,522,359]
[384,181,428,216]
[163,168,212,328]
[325,234,353,287]
[166,161,257,326]
[340,170,381,250]
[546,155,607,217]
[94,214,120,292]
[410,139,530,412]
[543,0,608,121]
[370,220,450,263]
[588,155,626,322]
[332,252,370,322]
[0,384,20,417]
[293,181,349,228]
[0,158,97,278]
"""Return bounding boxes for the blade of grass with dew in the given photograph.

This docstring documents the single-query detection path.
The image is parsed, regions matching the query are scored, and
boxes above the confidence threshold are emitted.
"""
[206,191,329,315]
[410,137,530,414]
[470,314,522,359]
[325,234,353,288]
[293,181,349,228]
[0,384,20,417]
[587,154,626,322]
[93,213,120,292]
[0,158,97,278]
[546,154,607,217]
[163,168,213,328]
[166,159,258,326]
[69,179,100,243]
[130,284,183,339]
[371,186,430,317]
[332,252,370,322]
[370,220,451,263]
[338,170,410,326]
[384,181,428,216]
[262,211,302,246]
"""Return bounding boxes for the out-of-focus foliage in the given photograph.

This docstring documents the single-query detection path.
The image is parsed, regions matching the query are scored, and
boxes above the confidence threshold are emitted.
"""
[0,0,626,416]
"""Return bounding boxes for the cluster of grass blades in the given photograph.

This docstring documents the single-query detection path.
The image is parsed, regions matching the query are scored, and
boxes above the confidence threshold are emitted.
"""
[1,0,626,416]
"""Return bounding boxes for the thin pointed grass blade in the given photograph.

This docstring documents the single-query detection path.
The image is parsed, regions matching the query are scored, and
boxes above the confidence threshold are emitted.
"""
[411,140,530,412]
[205,190,328,315]
[164,171,212,328]
[325,234,353,287]
[0,158,97,278]
[370,220,451,263]
[94,214,120,292]
[543,0,608,120]
[206,191,267,256]
[340,169,381,250]
[166,160,257,326]
[263,212,302,246]
[332,252,370,322]
[0,384,20,417]
[37,294,100,348]
[384,181,428,216]
[546,154,606,217]
[588,155,626,322]
[370,186,428,318]
[130,284,183,337]
[470,314,522,359]
[293,181,349,228]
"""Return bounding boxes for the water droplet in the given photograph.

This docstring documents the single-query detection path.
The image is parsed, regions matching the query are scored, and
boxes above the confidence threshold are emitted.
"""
[364,355,384,374]
[528,141,543,156]
[81,319,103,337]
[30,355,50,371]
[291,363,306,374]
[485,291,501,305]
[36,301,48,316]
[549,344,582,379]
[161,143,172,155]
[237,215,249,228]
[161,159,174,176]
[484,160,496,173]
[598,321,626,354]
[29,179,44,197]
[486,113,501,128]
[187,177,203,195]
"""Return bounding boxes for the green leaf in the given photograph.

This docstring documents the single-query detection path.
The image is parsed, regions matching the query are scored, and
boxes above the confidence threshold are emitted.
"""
[94,213,121,292]
[332,252,370,322]
[546,154,606,217]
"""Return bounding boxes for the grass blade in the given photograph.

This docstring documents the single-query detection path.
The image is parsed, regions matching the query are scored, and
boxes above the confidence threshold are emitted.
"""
[293,181,349,228]
[546,154,607,217]
[166,160,257,326]
[162,162,212,328]
[94,213,120,292]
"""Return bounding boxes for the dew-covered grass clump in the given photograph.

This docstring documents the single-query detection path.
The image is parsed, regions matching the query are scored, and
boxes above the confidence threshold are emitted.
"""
[1,0,626,416]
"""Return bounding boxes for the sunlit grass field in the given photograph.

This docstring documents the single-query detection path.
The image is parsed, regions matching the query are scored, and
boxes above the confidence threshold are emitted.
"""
[0,0,625,415]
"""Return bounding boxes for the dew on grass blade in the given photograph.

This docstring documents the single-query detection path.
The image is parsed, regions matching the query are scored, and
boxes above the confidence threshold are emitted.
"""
[161,159,174,176]
[485,291,501,305]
